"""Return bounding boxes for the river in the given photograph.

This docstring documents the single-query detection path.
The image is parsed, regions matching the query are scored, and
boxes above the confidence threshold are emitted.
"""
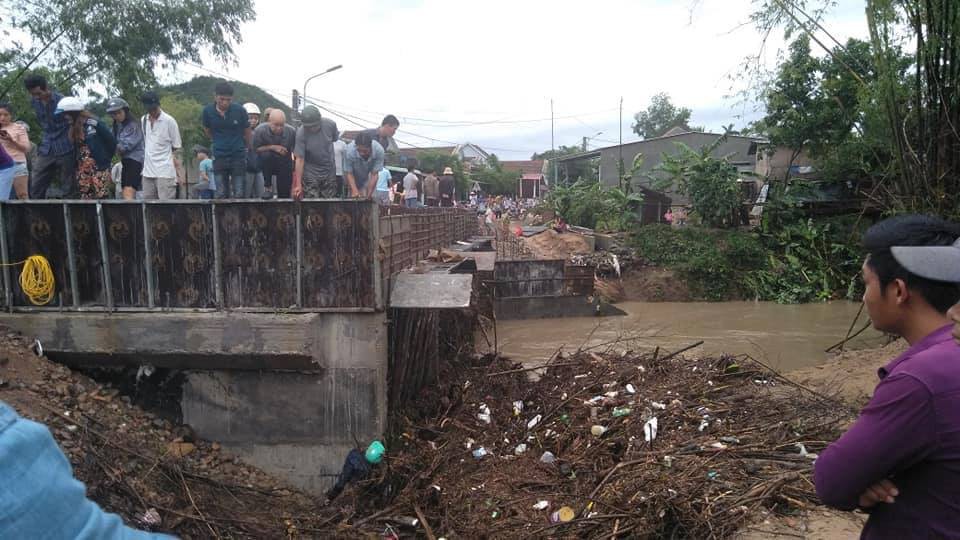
[494,301,886,372]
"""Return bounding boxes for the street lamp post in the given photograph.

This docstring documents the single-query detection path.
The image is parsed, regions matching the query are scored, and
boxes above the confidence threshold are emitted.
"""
[301,64,343,111]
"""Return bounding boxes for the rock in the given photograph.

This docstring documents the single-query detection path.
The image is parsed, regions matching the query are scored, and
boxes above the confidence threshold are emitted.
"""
[167,441,196,458]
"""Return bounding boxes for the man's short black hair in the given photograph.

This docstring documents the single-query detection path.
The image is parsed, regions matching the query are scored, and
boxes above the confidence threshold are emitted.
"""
[381,114,399,127]
[24,74,47,91]
[354,132,373,148]
[863,214,960,313]
[0,102,11,114]
[214,82,234,96]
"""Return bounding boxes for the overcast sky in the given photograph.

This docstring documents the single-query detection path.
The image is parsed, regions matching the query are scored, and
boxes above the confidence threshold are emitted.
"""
[175,0,869,160]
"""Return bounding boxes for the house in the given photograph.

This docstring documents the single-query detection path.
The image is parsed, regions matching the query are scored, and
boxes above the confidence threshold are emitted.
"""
[755,147,816,181]
[499,160,548,199]
[553,129,766,205]
[392,143,491,169]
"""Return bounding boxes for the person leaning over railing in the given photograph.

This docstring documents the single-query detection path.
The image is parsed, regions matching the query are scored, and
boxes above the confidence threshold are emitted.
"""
[106,98,144,201]
[55,97,116,200]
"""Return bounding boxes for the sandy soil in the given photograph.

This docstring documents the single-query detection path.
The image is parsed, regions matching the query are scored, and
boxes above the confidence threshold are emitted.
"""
[789,338,906,404]
[521,229,593,260]
[619,265,693,302]
[734,338,908,539]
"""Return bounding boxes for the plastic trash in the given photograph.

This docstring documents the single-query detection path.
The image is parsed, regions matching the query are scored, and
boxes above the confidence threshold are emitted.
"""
[527,414,542,429]
[643,417,658,442]
[512,401,524,416]
[795,442,818,459]
[612,407,632,417]
[532,500,549,510]
[477,404,492,424]
[365,441,386,464]
[514,443,527,455]
[550,506,575,523]
[590,425,606,437]
[720,436,740,444]
[625,383,636,394]
[472,447,488,459]
[540,451,556,464]
[651,401,667,410]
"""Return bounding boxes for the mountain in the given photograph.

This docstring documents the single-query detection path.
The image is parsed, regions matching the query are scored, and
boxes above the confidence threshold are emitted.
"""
[163,76,292,115]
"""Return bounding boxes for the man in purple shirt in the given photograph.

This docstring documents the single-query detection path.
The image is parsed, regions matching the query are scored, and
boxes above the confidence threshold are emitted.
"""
[814,214,960,538]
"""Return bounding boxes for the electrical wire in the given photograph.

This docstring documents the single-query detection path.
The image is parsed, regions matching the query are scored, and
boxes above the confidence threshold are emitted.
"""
[1,255,55,306]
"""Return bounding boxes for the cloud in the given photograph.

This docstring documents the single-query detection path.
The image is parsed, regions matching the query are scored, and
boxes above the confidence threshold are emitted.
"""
[176,0,869,159]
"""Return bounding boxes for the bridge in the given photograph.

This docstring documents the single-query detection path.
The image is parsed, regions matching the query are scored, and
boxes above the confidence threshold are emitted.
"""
[0,199,479,493]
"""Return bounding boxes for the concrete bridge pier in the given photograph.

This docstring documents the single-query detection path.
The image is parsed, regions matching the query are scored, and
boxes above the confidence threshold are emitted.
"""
[5,310,387,494]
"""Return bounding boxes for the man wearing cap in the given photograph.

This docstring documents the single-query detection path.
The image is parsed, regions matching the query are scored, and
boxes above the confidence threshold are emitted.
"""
[24,74,74,198]
[292,106,339,199]
[202,82,251,199]
[438,167,456,207]
[813,214,960,539]
[242,102,264,198]
[139,91,183,200]
[253,109,296,199]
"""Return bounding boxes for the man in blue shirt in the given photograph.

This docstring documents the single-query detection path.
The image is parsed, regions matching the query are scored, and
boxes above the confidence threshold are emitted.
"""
[0,401,172,538]
[344,132,384,199]
[24,74,75,199]
[201,82,251,199]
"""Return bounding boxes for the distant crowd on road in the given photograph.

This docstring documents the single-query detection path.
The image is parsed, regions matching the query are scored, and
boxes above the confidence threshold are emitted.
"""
[0,76,464,206]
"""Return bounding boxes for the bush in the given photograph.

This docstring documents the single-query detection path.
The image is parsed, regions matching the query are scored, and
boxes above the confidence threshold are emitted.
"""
[630,218,863,303]
[631,225,767,301]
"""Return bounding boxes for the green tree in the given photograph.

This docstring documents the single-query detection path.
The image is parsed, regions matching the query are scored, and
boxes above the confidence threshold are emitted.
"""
[0,0,256,99]
[751,0,960,218]
[654,135,743,229]
[533,145,597,186]
[631,93,702,139]
[159,94,207,170]
[471,155,519,196]
[0,64,73,145]
[413,150,468,200]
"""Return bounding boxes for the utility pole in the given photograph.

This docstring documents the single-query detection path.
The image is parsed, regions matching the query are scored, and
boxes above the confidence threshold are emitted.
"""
[618,97,624,191]
[582,136,588,151]
[551,99,557,186]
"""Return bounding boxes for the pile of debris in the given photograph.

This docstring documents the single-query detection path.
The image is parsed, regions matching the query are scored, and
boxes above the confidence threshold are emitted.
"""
[0,329,330,538]
[323,344,852,538]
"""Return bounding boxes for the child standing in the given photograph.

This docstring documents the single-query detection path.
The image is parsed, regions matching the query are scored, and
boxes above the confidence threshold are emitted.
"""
[195,147,216,200]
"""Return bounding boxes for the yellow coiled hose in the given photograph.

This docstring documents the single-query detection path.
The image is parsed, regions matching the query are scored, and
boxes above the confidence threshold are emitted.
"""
[16,255,55,305]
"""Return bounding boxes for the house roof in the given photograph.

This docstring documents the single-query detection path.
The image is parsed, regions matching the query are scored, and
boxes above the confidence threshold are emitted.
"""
[521,173,544,180]
[397,146,457,159]
[500,160,545,175]
[552,131,769,163]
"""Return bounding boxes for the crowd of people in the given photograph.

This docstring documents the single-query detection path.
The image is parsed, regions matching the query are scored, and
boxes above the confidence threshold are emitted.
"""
[0,76,464,205]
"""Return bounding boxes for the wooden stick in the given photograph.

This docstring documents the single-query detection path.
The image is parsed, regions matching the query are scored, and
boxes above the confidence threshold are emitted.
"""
[413,505,437,540]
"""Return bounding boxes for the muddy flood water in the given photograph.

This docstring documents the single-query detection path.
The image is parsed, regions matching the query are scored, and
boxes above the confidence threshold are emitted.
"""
[495,301,886,372]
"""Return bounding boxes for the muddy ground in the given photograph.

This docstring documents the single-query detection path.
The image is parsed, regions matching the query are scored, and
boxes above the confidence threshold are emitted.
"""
[1,319,903,538]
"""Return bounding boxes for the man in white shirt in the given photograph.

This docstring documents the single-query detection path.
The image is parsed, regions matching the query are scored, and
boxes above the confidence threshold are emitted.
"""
[333,139,346,198]
[139,91,183,200]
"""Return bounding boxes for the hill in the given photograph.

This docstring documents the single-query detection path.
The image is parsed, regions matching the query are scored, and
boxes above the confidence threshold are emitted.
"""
[163,75,292,115]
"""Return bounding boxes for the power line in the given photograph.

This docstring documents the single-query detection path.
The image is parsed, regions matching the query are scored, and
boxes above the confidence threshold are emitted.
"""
[308,98,541,155]
[311,98,619,127]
